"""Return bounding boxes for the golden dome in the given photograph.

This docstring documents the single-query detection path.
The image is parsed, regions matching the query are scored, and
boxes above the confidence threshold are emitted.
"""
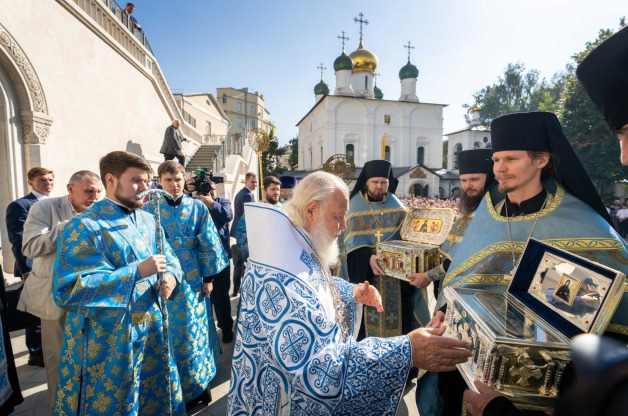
[471,105,481,112]
[349,38,378,74]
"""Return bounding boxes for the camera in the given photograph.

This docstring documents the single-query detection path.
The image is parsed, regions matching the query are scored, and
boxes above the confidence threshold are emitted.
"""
[189,168,213,196]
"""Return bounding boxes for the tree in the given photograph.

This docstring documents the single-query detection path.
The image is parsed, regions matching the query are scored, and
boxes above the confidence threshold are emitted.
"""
[464,62,561,126]
[442,139,448,169]
[288,136,299,169]
[261,128,288,177]
[559,19,628,200]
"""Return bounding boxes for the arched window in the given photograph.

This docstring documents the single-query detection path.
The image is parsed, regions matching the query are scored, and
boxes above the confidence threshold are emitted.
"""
[453,143,463,169]
[384,146,391,162]
[346,144,355,161]
[310,150,313,168]
[320,147,323,165]
[417,147,425,165]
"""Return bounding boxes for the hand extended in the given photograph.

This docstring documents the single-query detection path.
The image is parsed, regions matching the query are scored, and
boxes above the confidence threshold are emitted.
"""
[196,194,214,209]
[354,281,384,312]
[369,255,385,276]
[407,326,472,371]
[427,310,446,328]
[408,272,431,288]
[463,380,504,416]
[158,274,176,300]
[138,255,166,278]
[202,282,213,298]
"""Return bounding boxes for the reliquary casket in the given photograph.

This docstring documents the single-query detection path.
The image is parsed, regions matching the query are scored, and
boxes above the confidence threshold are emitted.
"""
[443,238,626,411]
[376,208,455,282]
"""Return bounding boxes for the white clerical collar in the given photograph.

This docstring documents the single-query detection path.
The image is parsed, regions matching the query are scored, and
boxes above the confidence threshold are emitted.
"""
[32,191,49,201]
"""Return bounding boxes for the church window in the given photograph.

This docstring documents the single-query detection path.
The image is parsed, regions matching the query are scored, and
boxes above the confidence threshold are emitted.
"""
[251,120,256,129]
[237,117,242,128]
[365,76,368,90]
[310,150,313,168]
[222,93,227,103]
[474,141,481,149]
[384,115,391,125]
[417,147,425,165]
[237,102,242,112]
[384,146,391,162]
[453,143,463,169]
[320,147,323,165]
[346,144,355,162]
[206,122,212,135]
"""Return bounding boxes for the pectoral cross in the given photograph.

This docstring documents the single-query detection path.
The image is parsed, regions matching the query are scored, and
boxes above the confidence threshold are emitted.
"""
[374,229,383,243]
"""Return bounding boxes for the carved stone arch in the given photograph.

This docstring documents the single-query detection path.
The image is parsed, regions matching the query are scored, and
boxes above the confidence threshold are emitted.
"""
[0,22,53,144]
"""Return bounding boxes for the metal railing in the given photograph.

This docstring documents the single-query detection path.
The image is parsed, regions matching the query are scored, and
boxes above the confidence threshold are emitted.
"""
[213,133,244,173]
[181,109,196,129]
[100,0,153,53]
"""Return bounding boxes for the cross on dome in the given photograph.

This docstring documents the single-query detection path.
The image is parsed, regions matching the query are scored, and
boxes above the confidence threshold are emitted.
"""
[404,41,415,62]
[353,12,369,38]
[337,31,350,51]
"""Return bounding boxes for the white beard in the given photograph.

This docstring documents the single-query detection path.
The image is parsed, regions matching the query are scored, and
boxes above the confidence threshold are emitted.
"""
[310,218,340,269]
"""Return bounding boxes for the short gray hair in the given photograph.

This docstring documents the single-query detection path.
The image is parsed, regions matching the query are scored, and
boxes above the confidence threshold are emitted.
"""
[284,172,348,228]
[68,170,100,184]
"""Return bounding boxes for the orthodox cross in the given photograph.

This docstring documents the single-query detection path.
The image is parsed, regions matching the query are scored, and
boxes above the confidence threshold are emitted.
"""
[354,12,369,38]
[317,63,327,80]
[404,41,415,61]
[337,31,349,51]
[374,72,381,85]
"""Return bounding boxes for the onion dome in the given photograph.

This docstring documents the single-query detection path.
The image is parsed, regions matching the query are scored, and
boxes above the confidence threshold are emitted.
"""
[399,60,419,80]
[334,51,354,72]
[374,85,383,99]
[349,38,378,73]
[314,80,330,95]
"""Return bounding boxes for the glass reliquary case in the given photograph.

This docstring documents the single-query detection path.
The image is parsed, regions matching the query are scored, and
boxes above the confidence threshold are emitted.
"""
[443,238,626,411]
[376,208,455,282]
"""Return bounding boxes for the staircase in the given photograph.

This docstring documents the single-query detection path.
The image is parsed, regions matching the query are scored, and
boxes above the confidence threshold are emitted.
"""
[186,144,222,173]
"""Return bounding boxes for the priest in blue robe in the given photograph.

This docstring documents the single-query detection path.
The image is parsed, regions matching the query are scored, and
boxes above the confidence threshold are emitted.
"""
[144,161,228,409]
[339,160,411,339]
[53,151,185,416]
[228,171,472,415]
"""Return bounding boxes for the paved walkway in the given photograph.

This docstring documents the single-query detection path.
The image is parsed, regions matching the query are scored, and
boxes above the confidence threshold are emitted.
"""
[9,293,423,416]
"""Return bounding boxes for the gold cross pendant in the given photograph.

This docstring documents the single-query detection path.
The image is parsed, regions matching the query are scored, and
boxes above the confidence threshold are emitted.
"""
[375,229,383,243]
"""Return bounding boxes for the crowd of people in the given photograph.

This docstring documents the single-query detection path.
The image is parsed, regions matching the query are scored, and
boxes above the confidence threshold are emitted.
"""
[1,22,628,416]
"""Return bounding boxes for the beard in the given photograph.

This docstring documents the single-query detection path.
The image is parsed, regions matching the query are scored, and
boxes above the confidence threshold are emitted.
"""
[460,190,484,212]
[310,218,340,270]
[114,183,144,210]
[498,184,516,194]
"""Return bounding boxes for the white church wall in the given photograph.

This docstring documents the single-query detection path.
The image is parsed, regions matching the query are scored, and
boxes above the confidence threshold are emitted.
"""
[2,0,173,185]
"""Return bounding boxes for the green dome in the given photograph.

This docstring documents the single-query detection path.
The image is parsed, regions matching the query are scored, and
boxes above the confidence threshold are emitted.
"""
[334,52,354,71]
[399,61,419,80]
[314,80,329,95]
[374,85,383,99]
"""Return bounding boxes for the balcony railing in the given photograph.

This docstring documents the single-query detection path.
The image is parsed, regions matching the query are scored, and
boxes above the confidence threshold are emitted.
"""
[213,133,244,173]
[181,109,196,129]
[203,134,226,146]
[100,0,153,53]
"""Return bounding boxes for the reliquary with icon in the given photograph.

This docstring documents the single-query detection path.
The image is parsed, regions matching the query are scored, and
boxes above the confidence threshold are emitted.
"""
[443,238,626,411]
[376,208,456,282]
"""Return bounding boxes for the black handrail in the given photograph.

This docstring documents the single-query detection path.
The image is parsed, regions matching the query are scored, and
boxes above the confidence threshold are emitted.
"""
[100,0,153,54]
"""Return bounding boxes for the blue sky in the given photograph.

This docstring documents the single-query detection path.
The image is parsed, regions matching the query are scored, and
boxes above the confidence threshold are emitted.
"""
[136,0,627,145]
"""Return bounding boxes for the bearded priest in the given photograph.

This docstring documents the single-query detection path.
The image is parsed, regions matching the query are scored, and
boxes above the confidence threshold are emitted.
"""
[228,171,472,415]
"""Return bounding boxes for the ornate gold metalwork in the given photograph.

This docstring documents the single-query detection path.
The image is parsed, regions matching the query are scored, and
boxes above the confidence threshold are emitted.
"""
[323,154,356,185]
[247,128,271,200]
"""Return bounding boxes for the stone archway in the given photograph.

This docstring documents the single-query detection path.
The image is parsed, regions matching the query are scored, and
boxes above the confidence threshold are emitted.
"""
[0,23,53,269]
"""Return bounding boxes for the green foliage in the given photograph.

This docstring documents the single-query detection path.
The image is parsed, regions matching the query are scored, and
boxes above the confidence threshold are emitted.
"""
[261,128,288,177]
[464,18,628,199]
[559,22,628,200]
[442,139,448,169]
[288,136,299,169]
[464,62,561,126]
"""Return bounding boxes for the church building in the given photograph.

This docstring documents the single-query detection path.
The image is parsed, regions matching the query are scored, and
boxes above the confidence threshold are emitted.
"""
[296,14,452,198]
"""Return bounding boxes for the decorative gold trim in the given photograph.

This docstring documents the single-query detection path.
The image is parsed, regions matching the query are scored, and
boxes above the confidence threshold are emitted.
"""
[606,323,628,336]
[343,226,401,243]
[444,238,625,287]
[345,206,407,221]
[487,185,565,222]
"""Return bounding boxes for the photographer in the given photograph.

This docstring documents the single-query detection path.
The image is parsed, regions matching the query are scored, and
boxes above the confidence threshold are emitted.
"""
[186,175,235,343]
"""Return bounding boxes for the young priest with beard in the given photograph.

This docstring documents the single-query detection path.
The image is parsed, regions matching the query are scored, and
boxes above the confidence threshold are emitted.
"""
[408,149,494,416]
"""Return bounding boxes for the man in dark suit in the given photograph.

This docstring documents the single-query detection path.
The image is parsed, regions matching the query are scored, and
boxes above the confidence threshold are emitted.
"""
[196,181,235,343]
[5,166,55,367]
[159,119,185,165]
[230,172,257,297]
